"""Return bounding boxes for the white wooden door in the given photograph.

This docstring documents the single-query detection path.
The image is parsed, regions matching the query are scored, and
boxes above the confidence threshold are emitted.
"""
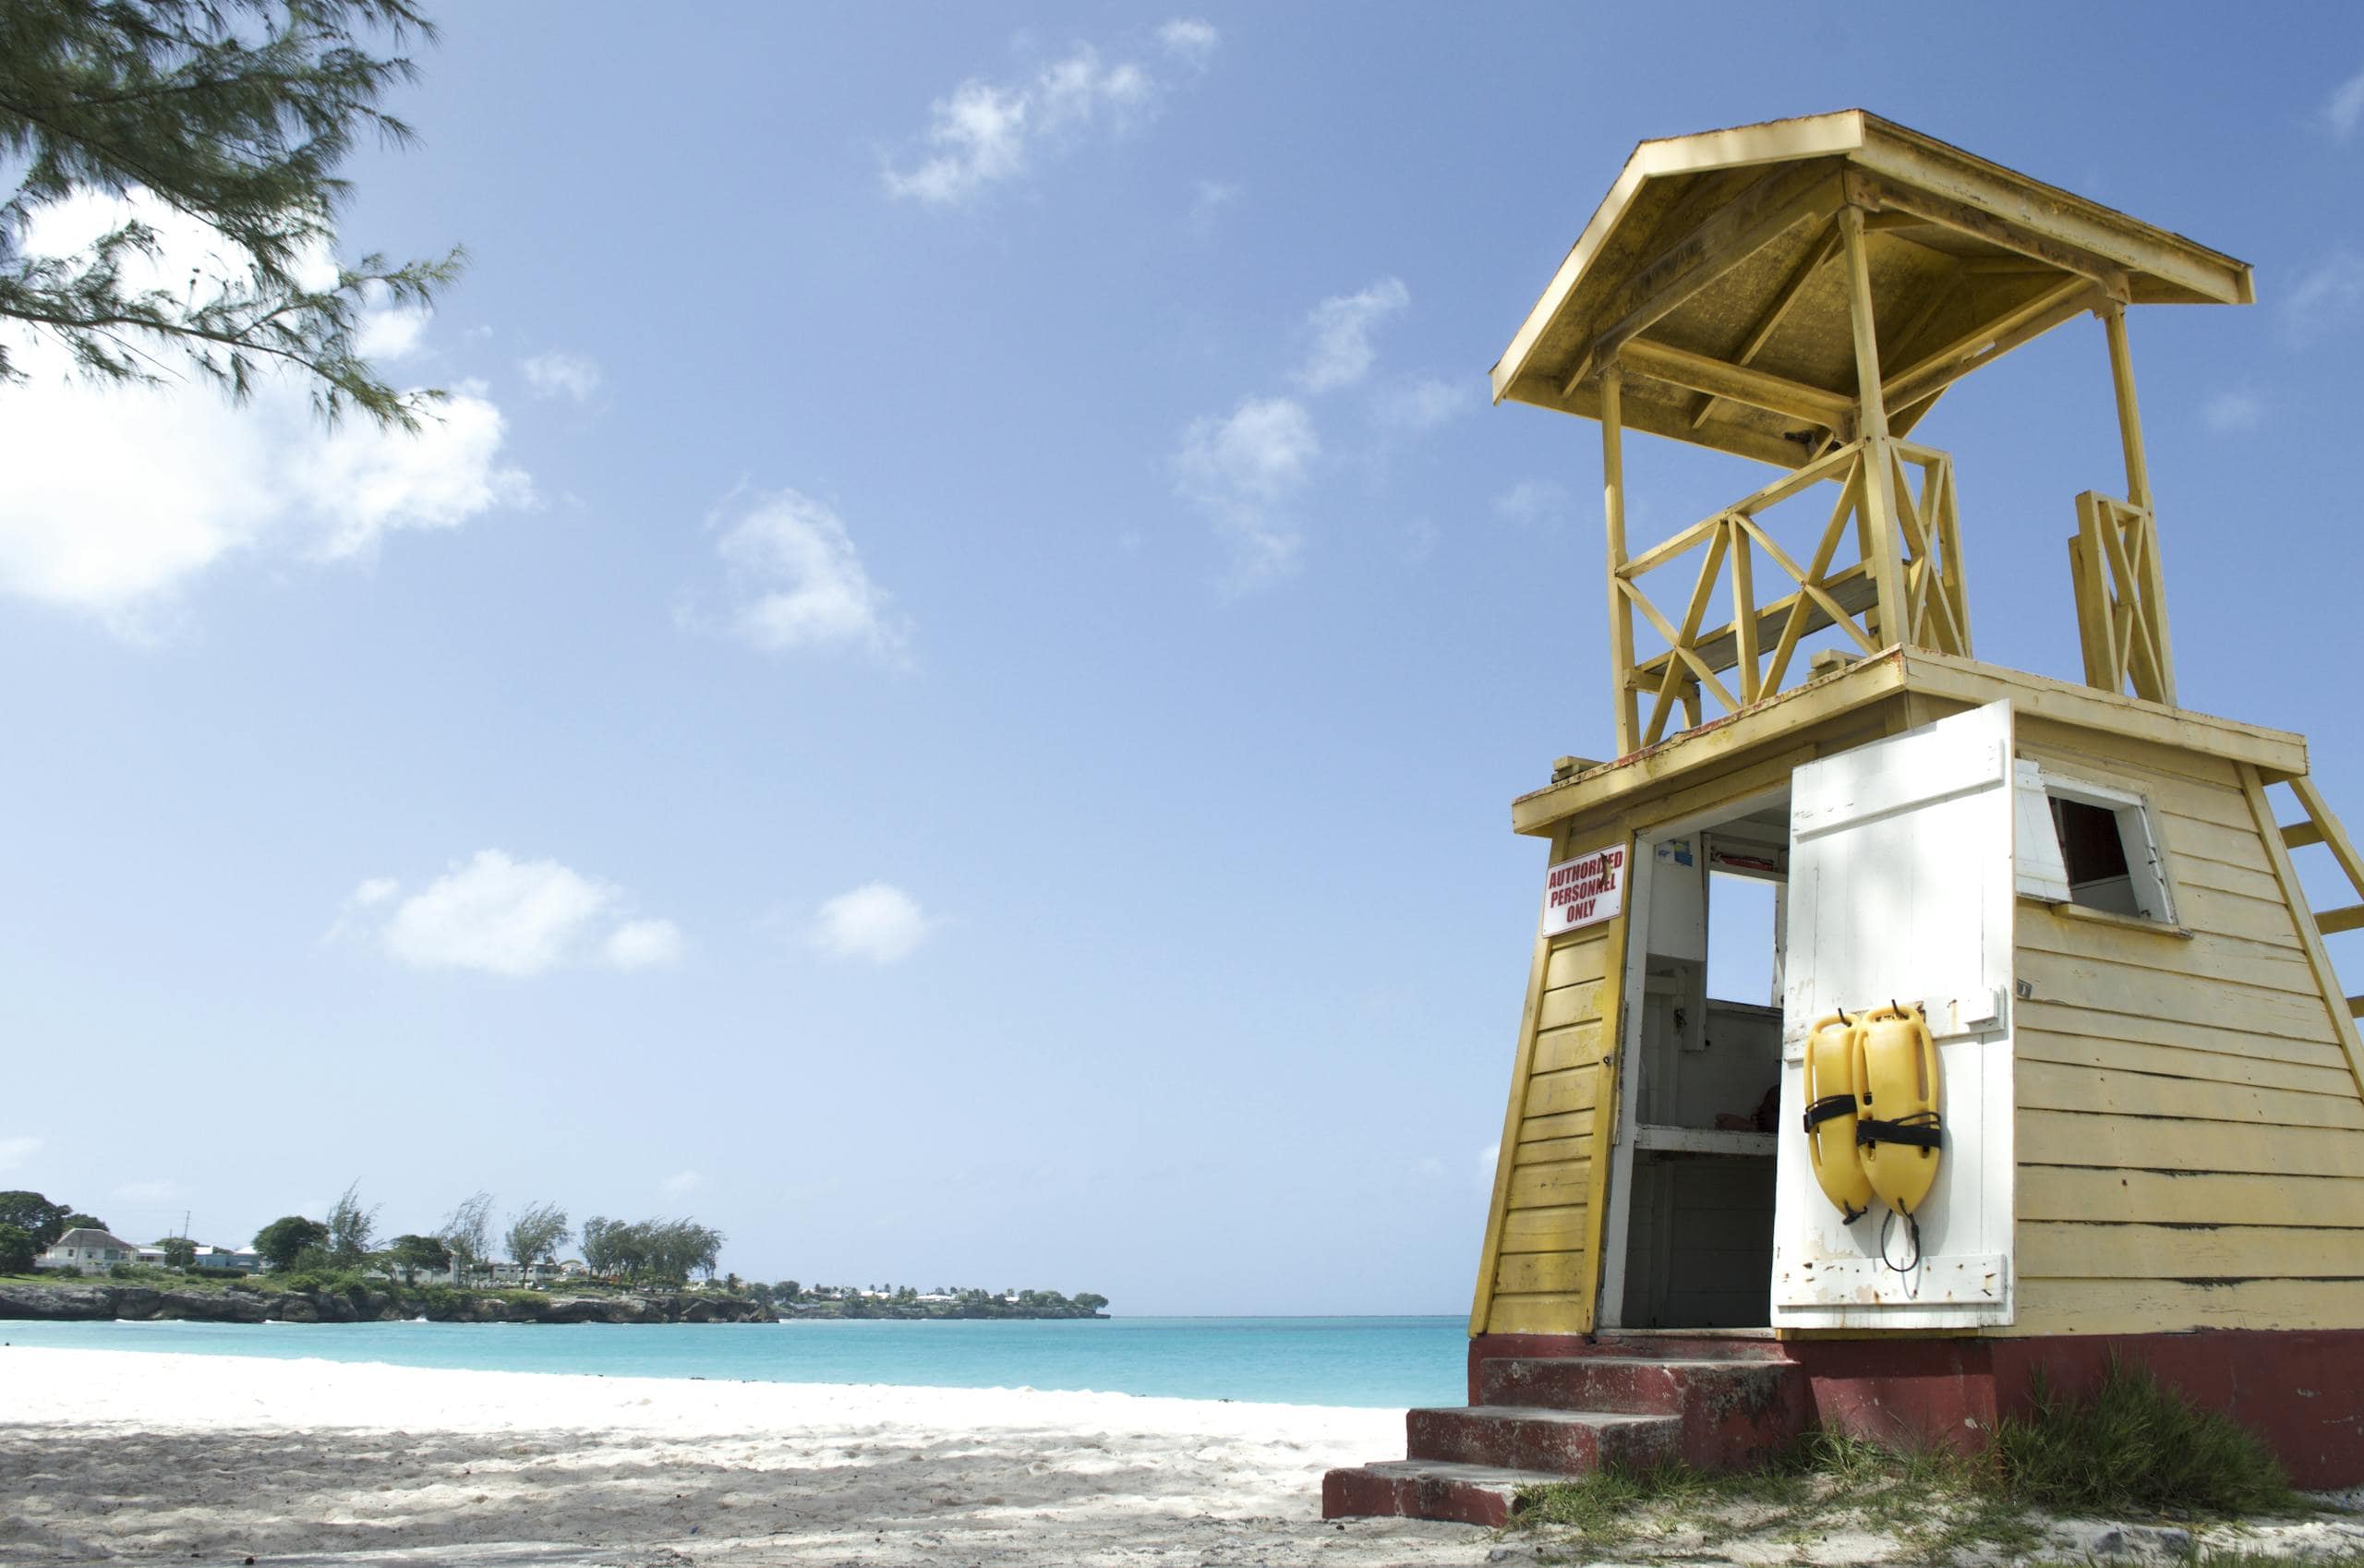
[1771,700,2016,1329]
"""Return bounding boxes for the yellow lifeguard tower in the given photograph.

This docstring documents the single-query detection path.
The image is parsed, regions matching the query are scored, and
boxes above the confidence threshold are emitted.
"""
[1327,111,2364,1524]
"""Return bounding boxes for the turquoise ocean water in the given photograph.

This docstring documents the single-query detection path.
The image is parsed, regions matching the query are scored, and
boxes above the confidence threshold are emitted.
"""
[0,1315,1466,1408]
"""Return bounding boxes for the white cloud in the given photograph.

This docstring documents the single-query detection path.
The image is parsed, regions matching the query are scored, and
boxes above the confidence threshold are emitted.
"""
[2286,252,2364,344]
[2327,64,2364,140]
[0,1135,41,1174]
[884,38,1169,205]
[1413,1155,1444,1179]
[1189,178,1241,237]
[705,488,909,659]
[0,190,530,633]
[2201,388,2266,433]
[1296,277,1409,392]
[115,1178,180,1201]
[356,303,431,362]
[812,882,931,965]
[1175,395,1320,588]
[1495,477,1572,528]
[659,1169,705,1198]
[1395,517,1439,565]
[1373,374,1467,433]
[1158,18,1221,67]
[604,918,685,971]
[521,351,603,404]
[353,850,681,978]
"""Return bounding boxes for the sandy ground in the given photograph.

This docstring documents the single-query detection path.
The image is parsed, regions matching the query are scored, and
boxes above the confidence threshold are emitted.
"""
[0,1345,1502,1567]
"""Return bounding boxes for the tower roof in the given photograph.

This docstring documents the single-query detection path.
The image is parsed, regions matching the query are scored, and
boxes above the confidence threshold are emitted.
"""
[1491,110,2252,467]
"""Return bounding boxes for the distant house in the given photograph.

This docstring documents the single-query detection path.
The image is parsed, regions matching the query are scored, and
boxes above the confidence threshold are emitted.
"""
[190,1245,260,1272]
[38,1227,144,1270]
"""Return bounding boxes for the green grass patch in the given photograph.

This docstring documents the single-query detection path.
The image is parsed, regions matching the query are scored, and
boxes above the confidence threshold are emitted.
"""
[1512,1357,2300,1563]
[1990,1356,2296,1517]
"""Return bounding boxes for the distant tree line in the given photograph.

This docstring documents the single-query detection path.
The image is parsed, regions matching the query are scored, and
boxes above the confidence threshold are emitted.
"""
[2,1183,729,1291]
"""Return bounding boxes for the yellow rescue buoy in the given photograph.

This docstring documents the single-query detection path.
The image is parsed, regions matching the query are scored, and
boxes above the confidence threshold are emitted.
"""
[1852,1002,1943,1217]
[1801,1013,1873,1224]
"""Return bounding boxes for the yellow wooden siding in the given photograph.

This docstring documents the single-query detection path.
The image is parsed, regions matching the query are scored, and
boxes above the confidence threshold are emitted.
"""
[1471,907,1625,1337]
[2009,736,2364,1336]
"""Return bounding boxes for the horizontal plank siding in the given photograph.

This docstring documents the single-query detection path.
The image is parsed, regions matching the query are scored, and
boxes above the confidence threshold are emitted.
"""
[2015,999,2355,1074]
[1487,1292,1597,1335]
[2012,1278,2364,1336]
[2017,1056,2364,1131]
[2015,1028,2358,1099]
[2020,1166,2364,1228]
[2012,729,2364,1338]
[2022,1222,2364,1279]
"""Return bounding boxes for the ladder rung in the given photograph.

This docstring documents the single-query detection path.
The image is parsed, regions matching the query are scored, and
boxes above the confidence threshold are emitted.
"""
[2285,821,2327,849]
[2350,995,2364,1019]
[2319,905,2364,935]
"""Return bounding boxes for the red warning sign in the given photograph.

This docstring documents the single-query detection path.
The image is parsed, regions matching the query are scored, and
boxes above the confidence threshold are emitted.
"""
[1541,843,1626,934]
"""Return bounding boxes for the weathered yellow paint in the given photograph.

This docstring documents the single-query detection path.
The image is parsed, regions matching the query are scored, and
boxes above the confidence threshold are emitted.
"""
[2023,1222,2364,1279]
[2016,1055,2364,1131]
[2015,1021,2358,1097]
[2020,1166,2364,1228]
[1468,887,1630,1337]
[2012,1279,2364,1338]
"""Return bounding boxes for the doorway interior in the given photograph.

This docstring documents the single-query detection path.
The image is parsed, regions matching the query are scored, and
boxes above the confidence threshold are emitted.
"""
[1603,791,1791,1330]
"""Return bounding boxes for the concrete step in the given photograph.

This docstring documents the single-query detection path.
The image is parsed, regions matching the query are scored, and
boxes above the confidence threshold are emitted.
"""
[1321,1459,1569,1527]
[1582,1332,1793,1361]
[1478,1356,1807,1470]
[1405,1404,1681,1474]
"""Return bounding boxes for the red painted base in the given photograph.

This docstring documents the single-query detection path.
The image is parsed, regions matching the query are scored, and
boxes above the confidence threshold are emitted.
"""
[1467,1329,2364,1490]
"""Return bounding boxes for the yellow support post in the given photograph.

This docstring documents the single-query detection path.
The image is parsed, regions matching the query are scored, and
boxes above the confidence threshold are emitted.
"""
[1840,204,1907,648]
[2102,303,2175,704]
[1601,368,1640,754]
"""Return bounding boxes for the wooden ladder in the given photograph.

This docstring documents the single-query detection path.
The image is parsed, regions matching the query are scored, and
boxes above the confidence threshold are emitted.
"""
[2274,776,2364,1020]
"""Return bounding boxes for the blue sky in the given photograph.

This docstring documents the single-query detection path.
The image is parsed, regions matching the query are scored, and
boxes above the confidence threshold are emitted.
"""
[3,4,2361,1313]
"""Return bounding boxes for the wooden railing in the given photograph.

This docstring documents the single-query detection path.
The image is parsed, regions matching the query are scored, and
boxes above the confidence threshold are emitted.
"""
[2069,491,2174,706]
[1609,434,1972,749]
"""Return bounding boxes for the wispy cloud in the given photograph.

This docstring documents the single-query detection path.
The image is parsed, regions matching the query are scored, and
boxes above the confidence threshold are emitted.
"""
[1372,374,1466,434]
[2201,387,2266,433]
[1175,396,1321,588]
[521,351,603,404]
[1495,478,1572,528]
[1158,18,1221,68]
[811,882,932,965]
[115,1178,180,1202]
[1295,277,1410,392]
[342,850,683,978]
[659,1169,705,1198]
[885,22,1215,206]
[2326,64,2364,140]
[701,488,910,661]
[0,1135,41,1174]
[2286,252,2364,344]
[1188,178,1241,238]
[0,190,529,636]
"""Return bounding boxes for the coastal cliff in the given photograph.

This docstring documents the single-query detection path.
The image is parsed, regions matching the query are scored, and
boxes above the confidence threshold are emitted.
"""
[0,1280,774,1324]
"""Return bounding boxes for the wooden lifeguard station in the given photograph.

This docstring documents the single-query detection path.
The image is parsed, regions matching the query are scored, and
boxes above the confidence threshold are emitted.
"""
[1326,111,2364,1523]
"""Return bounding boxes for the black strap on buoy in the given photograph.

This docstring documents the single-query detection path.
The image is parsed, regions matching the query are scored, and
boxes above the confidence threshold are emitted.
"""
[1802,1094,1856,1134]
[1855,1112,1942,1152]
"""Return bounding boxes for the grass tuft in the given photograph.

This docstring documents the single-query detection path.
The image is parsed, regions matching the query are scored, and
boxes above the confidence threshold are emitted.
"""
[1990,1355,2296,1517]
[1512,1461,1712,1538]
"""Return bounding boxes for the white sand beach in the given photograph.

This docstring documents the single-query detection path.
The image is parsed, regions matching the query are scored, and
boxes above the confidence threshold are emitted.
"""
[0,1345,1498,1566]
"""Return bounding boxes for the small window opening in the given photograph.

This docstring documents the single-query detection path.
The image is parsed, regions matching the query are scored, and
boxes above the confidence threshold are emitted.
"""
[2015,763,2176,923]
[2053,797,2135,909]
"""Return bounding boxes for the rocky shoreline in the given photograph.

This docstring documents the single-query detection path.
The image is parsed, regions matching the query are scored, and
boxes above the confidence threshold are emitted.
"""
[0,1280,773,1324]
